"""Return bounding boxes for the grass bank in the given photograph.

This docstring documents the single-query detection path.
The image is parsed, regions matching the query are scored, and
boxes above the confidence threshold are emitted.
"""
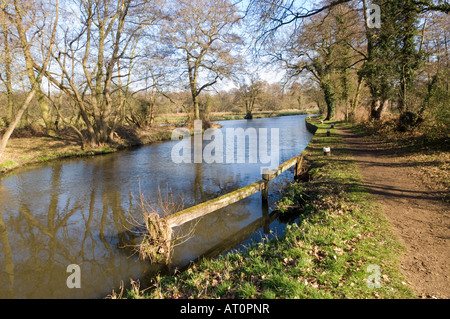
[118,118,414,299]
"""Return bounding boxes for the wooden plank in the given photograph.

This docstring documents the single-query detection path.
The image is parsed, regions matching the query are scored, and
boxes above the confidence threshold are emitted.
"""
[295,155,303,177]
[164,180,266,228]
[164,154,303,228]
[263,156,298,181]
[261,180,269,202]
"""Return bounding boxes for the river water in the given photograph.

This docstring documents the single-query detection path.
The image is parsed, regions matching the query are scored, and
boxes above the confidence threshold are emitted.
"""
[0,115,312,298]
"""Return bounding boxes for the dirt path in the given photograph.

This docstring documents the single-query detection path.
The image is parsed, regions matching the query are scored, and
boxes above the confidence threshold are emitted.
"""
[338,126,450,299]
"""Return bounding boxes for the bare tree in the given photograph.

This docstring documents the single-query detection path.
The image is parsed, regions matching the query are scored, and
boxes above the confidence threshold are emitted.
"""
[236,74,263,119]
[36,0,165,147]
[262,1,364,120]
[162,0,243,121]
[6,0,59,136]
[0,15,14,125]
[0,0,59,159]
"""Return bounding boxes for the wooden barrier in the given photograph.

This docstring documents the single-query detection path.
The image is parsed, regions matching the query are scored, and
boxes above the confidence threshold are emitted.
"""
[165,180,266,228]
[164,154,304,228]
[141,120,316,263]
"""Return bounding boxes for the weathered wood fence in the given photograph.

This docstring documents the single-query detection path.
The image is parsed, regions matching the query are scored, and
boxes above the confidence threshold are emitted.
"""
[143,118,322,264]
[163,154,304,229]
[141,119,318,264]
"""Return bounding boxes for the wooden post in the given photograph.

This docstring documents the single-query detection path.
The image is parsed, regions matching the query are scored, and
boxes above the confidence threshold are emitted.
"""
[164,156,300,229]
[294,155,303,180]
[262,199,270,234]
[164,227,173,265]
[139,213,173,265]
[165,180,266,228]
[262,170,270,202]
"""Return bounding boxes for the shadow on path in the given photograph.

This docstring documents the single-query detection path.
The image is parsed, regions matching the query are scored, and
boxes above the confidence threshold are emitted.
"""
[336,125,450,299]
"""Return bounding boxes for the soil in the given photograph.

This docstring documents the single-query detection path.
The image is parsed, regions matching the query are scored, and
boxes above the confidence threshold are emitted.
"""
[338,126,450,299]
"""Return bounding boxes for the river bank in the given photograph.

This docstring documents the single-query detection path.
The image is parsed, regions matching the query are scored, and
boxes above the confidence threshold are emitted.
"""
[115,118,416,299]
[0,113,315,299]
[0,110,313,176]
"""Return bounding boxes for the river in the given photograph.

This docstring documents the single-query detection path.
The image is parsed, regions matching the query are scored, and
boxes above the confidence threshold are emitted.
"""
[0,115,313,298]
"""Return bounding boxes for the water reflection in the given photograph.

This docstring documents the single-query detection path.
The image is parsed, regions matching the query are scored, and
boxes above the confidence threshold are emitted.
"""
[0,115,312,298]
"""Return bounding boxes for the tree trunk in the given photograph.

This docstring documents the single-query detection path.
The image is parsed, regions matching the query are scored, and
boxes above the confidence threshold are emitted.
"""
[398,65,408,115]
[149,95,155,125]
[350,75,363,121]
[1,24,14,125]
[244,100,253,119]
[0,89,36,160]
[35,89,57,137]
[193,95,200,121]
[321,81,336,121]
[370,98,388,121]
[14,10,57,137]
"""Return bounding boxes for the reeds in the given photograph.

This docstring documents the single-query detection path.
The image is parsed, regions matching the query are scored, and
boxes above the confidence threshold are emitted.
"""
[127,184,197,265]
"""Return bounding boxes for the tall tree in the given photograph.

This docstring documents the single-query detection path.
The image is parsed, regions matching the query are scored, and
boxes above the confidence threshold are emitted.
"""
[247,0,449,122]
[12,0,59,136]
[236,74,263,119]
[0,0,59,159]
[162,0,243,121]
[0,16,14,125]
[39,0,163,147]
[264,1,363,120]
[360,0,424,121]
[361,0,449,122]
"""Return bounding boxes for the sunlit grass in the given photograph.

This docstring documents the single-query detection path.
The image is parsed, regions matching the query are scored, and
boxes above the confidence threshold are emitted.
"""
[125,117,414,299]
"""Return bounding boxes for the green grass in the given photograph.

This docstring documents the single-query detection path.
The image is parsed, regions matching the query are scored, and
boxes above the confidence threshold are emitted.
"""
[36,147,117,163]
[37,153,61,162]
[122,117,415,299]
[0,160,16,169]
